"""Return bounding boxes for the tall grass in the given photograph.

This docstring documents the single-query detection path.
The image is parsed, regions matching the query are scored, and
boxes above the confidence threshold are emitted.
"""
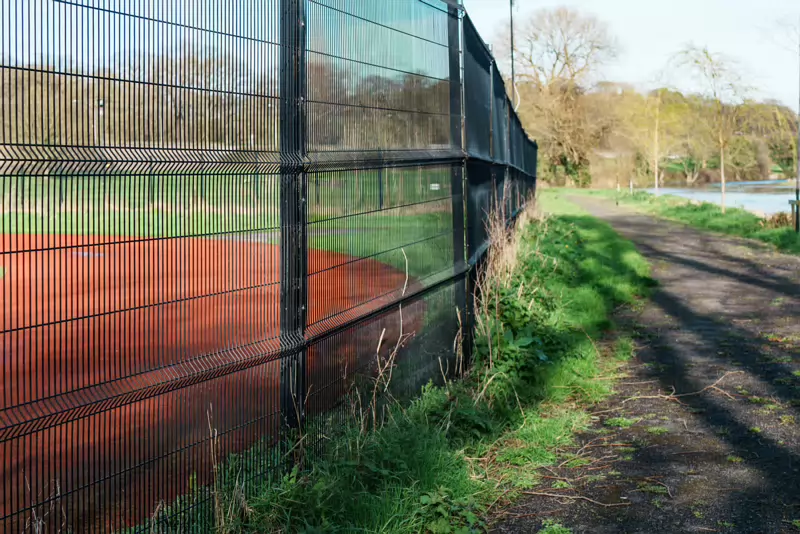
[130,193,652,533]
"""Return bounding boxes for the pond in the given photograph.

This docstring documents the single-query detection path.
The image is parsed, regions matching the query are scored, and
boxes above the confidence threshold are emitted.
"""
[645,181,799,216]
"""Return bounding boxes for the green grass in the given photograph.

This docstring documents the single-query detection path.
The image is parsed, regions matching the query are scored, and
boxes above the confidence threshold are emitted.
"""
[538,520,573,534]
[1,173,281,237]
[497,411,590,468]
[2,169,451,238]
[613,336,636,361]
[2,171,453,282]
[130,195,653,533]
[536,189,589,216]
[605,417,639,429]
[567,189,800,256]
[310,211,454,279]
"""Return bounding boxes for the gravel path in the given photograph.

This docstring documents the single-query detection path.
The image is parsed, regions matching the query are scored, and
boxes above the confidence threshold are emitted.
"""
[494,197,800,534]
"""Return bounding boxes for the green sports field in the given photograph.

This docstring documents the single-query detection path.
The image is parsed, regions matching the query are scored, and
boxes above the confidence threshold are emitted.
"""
[1,168,457,279]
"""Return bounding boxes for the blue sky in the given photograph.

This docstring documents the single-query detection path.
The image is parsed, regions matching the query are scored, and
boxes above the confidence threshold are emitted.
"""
[463,0,800,111]
[4,0,796,109]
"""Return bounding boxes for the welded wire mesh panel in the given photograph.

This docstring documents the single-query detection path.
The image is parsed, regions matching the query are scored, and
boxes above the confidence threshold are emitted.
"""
[496,166,509,222]
[465,160,493,261]
[491,70,508,164]
[1,0,280,156]
[463,16,492,160]
[306,0,452,155]
[2,0,537,530]
[524,139,539,177]
[509,114,524,170]
[388,281,461,398]
[306,163,455,334]
[304,280,461,458]
[1,0,283,530]
[509,168,524,215]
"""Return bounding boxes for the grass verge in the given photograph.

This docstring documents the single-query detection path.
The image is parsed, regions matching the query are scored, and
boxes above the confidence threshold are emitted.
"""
[564,189,800,255]
[136,194,653,533]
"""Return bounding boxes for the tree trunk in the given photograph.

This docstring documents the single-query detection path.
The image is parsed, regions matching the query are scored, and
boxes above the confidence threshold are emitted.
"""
[720,146,726,214]
[653,93,661,194]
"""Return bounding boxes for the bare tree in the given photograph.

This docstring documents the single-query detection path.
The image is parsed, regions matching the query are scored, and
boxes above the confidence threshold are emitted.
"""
[496,7,618,185]
[679,46,750,212]
[510,7,618,89]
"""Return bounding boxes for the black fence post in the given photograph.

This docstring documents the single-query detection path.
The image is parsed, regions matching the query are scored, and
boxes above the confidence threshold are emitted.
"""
[448,4,469,369]
[279,0,308,433]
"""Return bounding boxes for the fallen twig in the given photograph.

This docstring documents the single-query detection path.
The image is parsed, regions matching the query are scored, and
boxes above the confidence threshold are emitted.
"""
[486,487,517,514]
[474,371,508,406]
[593,376,633,381]
[542,466,569,480]
[622,371,743,405]
[522,491,630,507]
[668,450,710,456]
[558,452,591,469]
[578,443,633,451]
[502,509,558,520]
[644,477,673,498]
[586,464,613,472]
[575,437,611,455]
[493,508,558,520]
[589,408,619,416]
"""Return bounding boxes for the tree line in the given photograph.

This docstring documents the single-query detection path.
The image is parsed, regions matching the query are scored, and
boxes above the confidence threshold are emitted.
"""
[496,6,799,202]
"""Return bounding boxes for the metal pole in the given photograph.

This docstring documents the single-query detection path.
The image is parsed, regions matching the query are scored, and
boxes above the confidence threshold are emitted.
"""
[448,2,469,368]
[796,16,800,232]
[279,0,308,432]
[510,0,518,111]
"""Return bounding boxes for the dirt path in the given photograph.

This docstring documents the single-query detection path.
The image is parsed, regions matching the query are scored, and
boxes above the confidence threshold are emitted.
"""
[494,197,800,534]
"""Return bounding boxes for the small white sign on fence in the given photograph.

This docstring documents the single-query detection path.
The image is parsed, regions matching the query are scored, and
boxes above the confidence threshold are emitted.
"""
[430,183,441,191]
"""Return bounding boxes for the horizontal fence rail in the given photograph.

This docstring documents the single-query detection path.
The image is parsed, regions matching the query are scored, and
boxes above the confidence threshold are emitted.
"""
[0,0,537,530]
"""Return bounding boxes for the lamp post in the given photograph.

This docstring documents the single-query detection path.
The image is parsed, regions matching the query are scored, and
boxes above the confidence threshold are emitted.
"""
[510,0,518,111]
[796,16,800,232]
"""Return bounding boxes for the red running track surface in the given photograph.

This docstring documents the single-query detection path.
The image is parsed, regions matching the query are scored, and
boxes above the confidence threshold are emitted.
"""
[0,234,424,531]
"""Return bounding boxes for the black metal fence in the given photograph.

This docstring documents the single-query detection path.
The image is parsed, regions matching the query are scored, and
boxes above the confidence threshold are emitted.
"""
[0,0,536,531]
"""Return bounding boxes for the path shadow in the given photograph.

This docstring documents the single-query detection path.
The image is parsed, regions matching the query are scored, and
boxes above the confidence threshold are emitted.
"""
[569,202,800,532]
